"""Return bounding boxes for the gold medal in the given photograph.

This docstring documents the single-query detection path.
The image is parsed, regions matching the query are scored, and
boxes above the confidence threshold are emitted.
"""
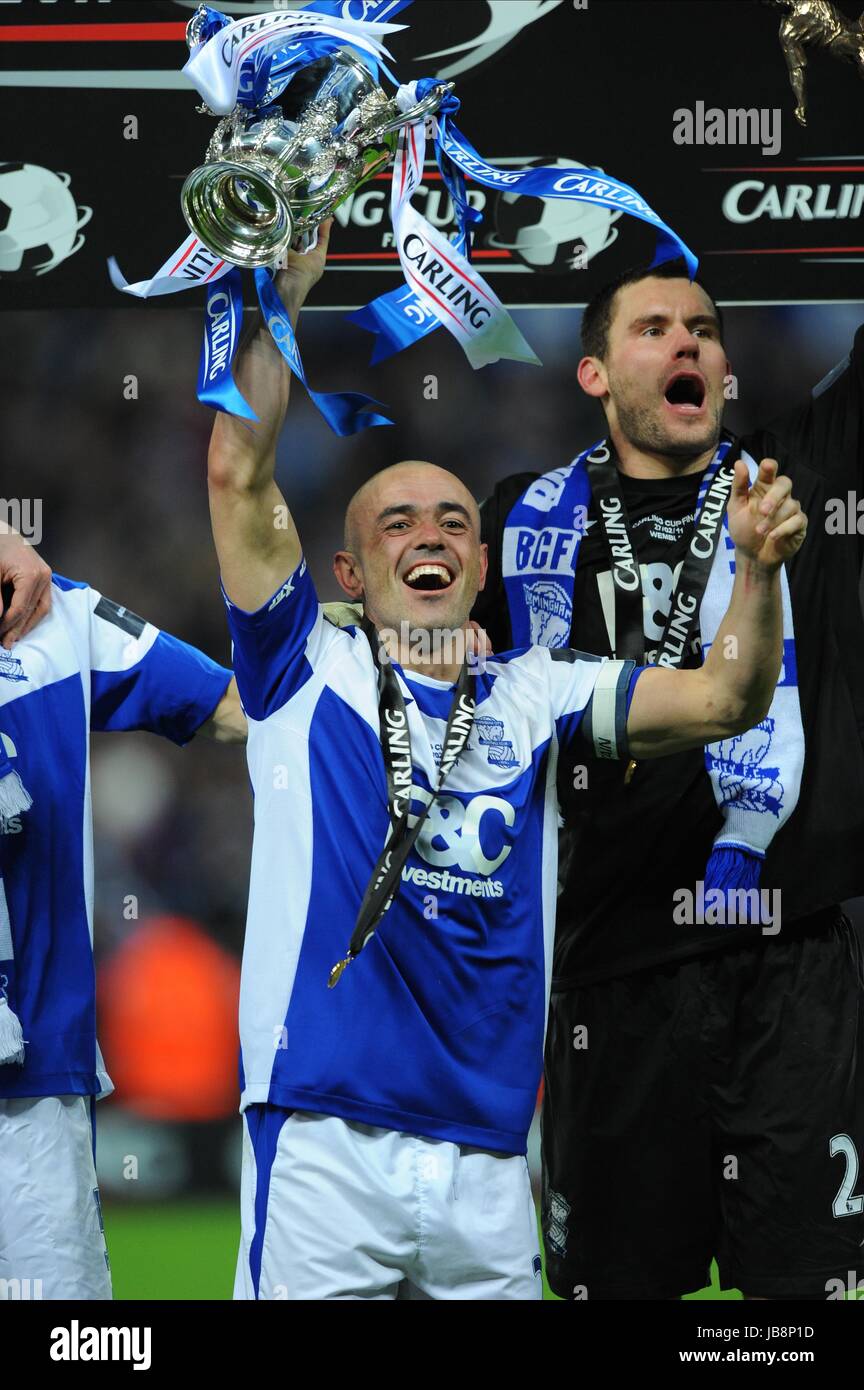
[328,957,352,989]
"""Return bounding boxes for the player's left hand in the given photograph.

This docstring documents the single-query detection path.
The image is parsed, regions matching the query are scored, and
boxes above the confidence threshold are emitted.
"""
[0,528,52,649]
[727,457,807,570]
[273,217,333,308]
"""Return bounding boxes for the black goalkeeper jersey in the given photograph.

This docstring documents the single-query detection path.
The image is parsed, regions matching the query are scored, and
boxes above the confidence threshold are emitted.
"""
[474,325,864,984]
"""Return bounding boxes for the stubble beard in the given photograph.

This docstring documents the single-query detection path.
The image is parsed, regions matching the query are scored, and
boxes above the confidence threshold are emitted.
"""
[611,379,723,462]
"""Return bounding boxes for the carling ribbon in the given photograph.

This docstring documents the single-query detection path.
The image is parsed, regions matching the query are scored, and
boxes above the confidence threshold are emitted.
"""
[348,80,483,364]
[352,106,539,369]
[197,267,257,421]
[183,6,404,113]
[253,268,391,435]
[110,11,403,433]
[431,94,698,276]
[351,79,698,365]
[111,5,698,430]
[108,232,232,300]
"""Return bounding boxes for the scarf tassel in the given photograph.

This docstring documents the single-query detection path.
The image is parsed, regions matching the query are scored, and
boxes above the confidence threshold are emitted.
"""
[0,768,31,820]
[0,763,31,1063]
[703,845,767,925]
[0,996,25,1066]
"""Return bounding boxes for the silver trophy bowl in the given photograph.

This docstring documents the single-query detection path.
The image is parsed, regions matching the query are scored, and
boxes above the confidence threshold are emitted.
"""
[181,48,452,268]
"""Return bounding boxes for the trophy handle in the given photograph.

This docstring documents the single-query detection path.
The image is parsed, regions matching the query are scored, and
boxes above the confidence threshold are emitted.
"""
[372,81,456,138]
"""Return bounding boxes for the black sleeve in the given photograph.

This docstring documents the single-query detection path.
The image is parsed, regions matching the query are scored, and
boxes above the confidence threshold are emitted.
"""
[742,323,864,493]
[472,471,540,652]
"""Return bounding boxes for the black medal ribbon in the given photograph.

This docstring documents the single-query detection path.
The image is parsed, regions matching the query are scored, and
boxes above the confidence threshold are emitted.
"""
[586,434,738,780]
[328,619,477,987]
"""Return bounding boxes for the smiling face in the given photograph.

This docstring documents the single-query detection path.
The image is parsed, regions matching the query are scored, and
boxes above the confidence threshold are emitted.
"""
[582,275,730,462]
[333,461,487,636]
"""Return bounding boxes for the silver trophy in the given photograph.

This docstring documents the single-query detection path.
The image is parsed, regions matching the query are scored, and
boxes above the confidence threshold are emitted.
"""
[181,36,453,268]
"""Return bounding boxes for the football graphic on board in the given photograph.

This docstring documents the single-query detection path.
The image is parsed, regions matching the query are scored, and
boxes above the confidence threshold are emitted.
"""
[0,163,92,279]
[489,159,622,273]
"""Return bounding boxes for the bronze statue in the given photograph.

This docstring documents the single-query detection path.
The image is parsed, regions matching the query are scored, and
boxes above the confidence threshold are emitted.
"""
[766,0,864,125]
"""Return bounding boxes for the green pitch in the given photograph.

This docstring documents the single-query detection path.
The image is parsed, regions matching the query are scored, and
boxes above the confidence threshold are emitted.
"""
[104,1200,743,1300]
[106,1201,239,1301]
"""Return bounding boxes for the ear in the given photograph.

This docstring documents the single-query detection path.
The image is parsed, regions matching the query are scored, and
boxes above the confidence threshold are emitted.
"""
[476,541,488,593]
[332,550,364,600]
[577,355,608,400]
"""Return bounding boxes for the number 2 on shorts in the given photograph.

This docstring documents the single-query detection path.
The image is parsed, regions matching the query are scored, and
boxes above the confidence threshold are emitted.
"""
[830,1133,864,1218]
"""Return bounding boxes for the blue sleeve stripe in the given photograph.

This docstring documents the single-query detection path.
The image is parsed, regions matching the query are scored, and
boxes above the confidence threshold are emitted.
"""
[91,632,232,745]
[222,559,320,722]
[625,664,642,711]
[52,574,88,592]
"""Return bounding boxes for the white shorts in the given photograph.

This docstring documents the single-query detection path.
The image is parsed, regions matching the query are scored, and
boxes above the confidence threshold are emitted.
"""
[234,1108,543,1301]
[0,1095,112,1301]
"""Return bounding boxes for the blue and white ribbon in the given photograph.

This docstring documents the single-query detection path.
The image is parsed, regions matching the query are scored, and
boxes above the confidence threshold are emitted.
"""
[198,267,257,421]
[352,80,697,365]
[431,89,697,277]
[108,232,231,299]
[183,6,404,113]
[348,80,483,363]
[371,113,539,369]
[253,268,391,435]
[110,3,698,431]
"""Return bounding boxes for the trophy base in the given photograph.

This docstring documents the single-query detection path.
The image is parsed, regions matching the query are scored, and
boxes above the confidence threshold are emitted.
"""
[181,160,295,269]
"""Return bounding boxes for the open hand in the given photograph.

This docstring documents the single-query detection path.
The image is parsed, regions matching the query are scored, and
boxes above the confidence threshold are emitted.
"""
[727,458,807,570]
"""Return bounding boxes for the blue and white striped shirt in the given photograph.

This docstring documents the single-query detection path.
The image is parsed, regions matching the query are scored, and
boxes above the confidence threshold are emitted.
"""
[0,576,232,1099]
[226,557,638,1155]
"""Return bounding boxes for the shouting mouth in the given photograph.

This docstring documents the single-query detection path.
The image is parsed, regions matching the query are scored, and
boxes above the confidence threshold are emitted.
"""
[402,562,456,595]
[663,371,706,416]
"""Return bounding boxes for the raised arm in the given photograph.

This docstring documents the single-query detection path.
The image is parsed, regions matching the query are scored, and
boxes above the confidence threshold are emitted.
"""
[627,458,806,758]
[207,221,332,612]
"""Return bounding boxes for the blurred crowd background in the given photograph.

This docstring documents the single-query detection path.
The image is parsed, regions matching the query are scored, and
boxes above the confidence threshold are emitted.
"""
[3,295,863,1207]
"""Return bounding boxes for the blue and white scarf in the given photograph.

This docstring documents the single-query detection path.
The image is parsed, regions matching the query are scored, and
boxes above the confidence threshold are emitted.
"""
[502,440,804,905]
